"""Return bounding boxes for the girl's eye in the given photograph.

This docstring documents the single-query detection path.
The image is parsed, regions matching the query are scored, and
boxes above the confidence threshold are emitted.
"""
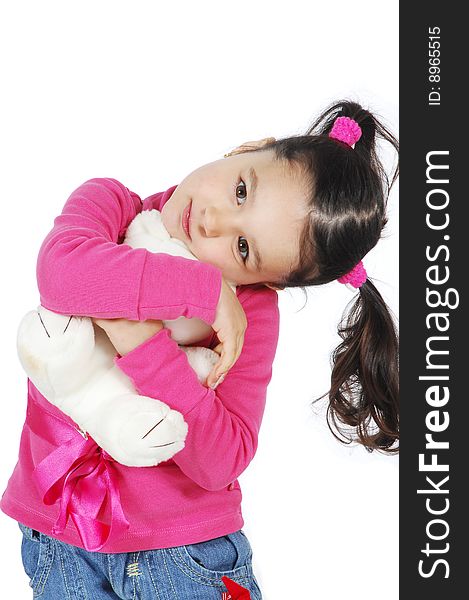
[235,180,249,263]
[235,180,247,204]
[238,236,249,263]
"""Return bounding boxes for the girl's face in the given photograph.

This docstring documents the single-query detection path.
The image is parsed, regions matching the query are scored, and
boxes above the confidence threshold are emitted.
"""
[161,148,308,288]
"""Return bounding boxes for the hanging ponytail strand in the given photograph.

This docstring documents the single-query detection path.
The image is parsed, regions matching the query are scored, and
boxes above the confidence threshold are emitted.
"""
[323,277,399,453]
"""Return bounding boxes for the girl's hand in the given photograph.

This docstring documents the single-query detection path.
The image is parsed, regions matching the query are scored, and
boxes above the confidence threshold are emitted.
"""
[92,318,164,356]
[207,277,247,389]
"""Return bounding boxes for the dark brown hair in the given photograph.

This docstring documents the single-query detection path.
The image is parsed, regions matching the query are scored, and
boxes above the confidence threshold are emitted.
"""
[259,100,399,454]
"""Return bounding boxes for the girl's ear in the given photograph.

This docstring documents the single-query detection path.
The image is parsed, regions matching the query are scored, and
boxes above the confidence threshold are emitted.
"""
[224,137,276,157]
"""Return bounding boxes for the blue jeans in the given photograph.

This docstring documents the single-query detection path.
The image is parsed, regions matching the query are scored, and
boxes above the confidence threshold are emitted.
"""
[18,522,263,599]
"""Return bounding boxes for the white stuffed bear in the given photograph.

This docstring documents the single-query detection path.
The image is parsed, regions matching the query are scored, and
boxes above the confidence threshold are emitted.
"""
[17,209,236,467]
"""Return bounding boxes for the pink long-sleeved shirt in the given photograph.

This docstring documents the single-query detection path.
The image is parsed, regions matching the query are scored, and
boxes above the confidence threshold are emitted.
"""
[0,178,280,552]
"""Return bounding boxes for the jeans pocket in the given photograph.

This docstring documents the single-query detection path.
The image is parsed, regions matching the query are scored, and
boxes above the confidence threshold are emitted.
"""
[18,522,54,596]
[169,529,253,580]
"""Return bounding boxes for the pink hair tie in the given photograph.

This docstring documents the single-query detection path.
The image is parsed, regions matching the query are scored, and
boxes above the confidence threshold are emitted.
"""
[328,116,362,147]
[338,260,367,291]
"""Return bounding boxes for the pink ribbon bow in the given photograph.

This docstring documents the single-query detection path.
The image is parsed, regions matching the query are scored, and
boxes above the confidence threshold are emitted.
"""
[27,393,130,551]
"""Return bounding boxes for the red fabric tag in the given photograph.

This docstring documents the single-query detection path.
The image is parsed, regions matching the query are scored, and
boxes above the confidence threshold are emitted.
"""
[221,576,251,599]
[222,593,232,600]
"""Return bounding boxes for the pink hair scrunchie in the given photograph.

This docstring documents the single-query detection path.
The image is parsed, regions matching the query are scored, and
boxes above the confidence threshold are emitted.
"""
[338,260,367,290]
[328,116,362,147]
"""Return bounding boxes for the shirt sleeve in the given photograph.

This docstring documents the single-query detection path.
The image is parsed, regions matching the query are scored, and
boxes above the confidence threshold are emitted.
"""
[36,178,222,323]
[114,285,280,492]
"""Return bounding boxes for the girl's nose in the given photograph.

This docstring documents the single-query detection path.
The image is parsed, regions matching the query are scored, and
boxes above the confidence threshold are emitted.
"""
[203,206,235,237]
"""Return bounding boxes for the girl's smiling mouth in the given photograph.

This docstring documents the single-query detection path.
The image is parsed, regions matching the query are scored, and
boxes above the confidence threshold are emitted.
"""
[182,200,192,240]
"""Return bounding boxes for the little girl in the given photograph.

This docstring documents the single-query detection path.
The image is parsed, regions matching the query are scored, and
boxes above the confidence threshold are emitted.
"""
[1,100,399,599]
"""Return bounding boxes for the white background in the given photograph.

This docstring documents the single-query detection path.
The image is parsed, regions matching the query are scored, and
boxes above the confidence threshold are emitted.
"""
[0,1,398,598]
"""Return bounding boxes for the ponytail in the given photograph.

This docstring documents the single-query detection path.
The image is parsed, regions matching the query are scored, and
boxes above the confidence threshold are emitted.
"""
[319,278,399,453]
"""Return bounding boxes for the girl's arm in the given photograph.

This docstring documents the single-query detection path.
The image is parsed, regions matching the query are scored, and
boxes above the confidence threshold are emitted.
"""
[36,178,222,323]
[114,285,280,492]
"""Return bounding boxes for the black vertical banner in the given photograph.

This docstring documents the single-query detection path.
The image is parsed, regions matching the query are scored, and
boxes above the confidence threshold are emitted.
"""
[401,3,467,596]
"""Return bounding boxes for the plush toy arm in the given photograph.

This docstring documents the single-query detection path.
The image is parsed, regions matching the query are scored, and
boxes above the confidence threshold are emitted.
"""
[17,306,188,467]
[66,369,189,468]
[179,346,220,386]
